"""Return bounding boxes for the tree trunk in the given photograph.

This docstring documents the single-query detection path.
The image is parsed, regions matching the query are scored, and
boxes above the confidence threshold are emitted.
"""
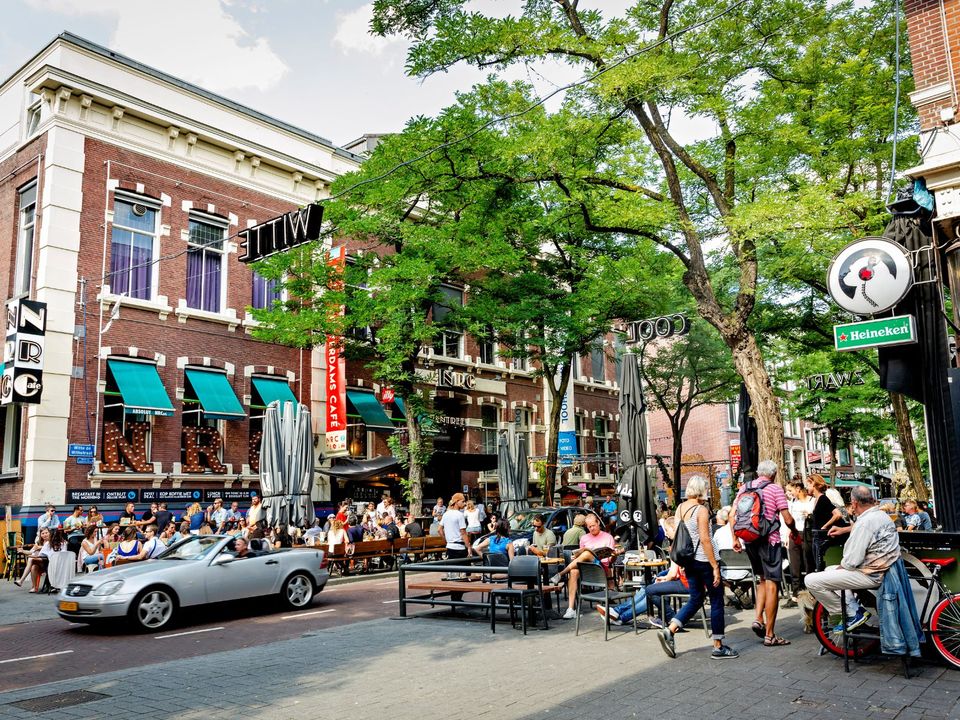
[728,333,785,476]
[670,428,683,504]
[543,368,569,504]
[889,391,928,501]
[405,412,425,516]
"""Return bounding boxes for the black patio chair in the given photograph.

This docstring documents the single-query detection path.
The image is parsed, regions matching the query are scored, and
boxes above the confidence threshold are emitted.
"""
[575,562,638,640]
[489,556,546,635]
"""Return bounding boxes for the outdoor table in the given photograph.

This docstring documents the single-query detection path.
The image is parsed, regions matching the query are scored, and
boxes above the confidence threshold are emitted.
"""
[623,559,668,589]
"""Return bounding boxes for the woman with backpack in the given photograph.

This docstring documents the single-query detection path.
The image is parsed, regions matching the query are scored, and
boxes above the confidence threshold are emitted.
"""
[657,475,739,660]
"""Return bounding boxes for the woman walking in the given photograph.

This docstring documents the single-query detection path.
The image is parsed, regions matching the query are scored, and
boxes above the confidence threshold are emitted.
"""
[657,476,738,660]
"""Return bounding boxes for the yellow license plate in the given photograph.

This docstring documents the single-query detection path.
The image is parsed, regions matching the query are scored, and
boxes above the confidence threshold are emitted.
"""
[58,601,78,612]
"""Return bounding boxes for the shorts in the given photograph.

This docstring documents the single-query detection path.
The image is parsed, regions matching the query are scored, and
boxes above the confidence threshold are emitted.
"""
[744,540,783,582]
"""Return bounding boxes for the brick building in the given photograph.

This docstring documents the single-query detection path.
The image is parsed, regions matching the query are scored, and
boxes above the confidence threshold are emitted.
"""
[0,33,624,521]
[0,33,358,517]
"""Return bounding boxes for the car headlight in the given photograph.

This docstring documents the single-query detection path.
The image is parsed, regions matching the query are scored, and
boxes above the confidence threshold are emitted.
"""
[92,580,125,596]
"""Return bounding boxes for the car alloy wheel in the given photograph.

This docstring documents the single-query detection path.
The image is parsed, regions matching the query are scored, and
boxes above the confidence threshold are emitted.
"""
[283,573,314,609]
[134,588,175,631]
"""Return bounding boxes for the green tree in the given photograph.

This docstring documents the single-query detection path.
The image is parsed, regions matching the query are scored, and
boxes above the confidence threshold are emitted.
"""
[370,0,913,473]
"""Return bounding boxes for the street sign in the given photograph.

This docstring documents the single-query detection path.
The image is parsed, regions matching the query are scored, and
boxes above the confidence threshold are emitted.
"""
[75,456,94,465]
[834,315,916,351]
[68,443,95,457]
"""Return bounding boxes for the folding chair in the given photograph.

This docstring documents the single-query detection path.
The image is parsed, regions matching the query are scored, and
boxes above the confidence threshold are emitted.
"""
[719,549,757,606]
[575,562,639,640]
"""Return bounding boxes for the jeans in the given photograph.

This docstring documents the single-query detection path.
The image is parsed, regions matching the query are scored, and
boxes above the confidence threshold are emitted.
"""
[644,580,688,622]
[611,588,647,622]
[672,560,725,640]
[805,564,879,617]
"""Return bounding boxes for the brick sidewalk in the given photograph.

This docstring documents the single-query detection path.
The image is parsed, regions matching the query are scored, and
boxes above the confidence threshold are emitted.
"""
[0,605,956,720]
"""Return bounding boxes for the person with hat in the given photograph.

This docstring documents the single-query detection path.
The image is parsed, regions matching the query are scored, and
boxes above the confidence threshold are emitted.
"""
[439,493,473,578]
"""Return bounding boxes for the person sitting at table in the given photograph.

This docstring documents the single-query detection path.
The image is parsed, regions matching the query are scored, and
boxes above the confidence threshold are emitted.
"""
[78,525,104,571]
[562,514,587,546]
[37,504,60,533]
[135,524,167,560]
[63,505,85,537]
[473,519,515,560]
[160,522,179,546]
[550,514,616,619]
[118,501,139,528]
[16,527,51,590]
[304,519,324,546]
[112,525,143,564]
[85,506,104,531]
[528,514,557,558]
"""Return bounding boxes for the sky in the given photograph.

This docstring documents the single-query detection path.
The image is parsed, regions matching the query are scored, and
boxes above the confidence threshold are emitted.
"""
[0,0,615,148]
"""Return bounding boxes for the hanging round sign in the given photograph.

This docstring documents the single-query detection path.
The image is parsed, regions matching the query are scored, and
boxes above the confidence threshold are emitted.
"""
[826,237,913,316]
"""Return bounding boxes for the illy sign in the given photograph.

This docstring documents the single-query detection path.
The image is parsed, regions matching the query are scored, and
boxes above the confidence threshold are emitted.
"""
[834,315,916,352]
[1,298,47,405]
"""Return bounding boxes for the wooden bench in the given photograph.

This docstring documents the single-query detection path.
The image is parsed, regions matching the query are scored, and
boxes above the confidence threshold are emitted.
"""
[401,536,447,561]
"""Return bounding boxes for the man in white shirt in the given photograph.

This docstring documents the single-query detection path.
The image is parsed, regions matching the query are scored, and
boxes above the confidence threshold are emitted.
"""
[376,496,397,519]
[137,525,167,560]
[38,505,61,532]
[439,493,473,579]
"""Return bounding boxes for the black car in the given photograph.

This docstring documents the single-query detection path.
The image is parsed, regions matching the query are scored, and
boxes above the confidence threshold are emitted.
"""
[503,506,603,543]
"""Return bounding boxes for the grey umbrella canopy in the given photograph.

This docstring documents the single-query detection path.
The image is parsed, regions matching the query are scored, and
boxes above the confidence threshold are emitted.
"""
[618,353,656,545]
[515,433,529,508]
[259,401,286,530]
[497,432,519,518]
[288,405,315,528]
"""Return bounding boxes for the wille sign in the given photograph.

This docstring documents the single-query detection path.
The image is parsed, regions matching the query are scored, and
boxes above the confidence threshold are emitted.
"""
[238,203,323,264]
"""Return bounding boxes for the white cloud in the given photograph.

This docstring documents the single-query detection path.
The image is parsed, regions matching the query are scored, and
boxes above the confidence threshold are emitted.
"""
[27,0,287,92]
[332,3,405,56]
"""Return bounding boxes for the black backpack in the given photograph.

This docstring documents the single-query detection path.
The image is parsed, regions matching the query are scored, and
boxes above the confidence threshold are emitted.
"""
[669,505,701,567]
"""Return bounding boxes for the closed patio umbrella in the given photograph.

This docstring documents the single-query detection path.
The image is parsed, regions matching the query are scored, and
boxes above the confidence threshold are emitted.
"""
[260,401,286,529]
[515,433,529,508]
[618,353,656,546]
[497,432,518,518]
[289,405,315,528]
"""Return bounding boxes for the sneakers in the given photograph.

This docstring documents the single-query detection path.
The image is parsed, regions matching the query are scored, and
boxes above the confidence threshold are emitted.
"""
[711,645,740,660]
[562,607,577,620]
[648,617,665,629]
[845,609,872,632]
[549,573,562,586]
[596,605,620,623]
[657,628,676,659]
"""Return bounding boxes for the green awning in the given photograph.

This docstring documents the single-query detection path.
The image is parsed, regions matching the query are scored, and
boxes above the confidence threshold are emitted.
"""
[251,376,297,408]
[185,369,245,420]
[347,390,394,430]
[107,359,175,416]
[394,397,406,418]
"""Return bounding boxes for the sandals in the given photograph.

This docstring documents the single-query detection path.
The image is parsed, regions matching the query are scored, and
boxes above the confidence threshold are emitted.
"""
[764,635,791,647]
[751,621,765,638]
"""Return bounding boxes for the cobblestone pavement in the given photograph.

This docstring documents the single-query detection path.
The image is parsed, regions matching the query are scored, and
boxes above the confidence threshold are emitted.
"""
[0,597,956,720]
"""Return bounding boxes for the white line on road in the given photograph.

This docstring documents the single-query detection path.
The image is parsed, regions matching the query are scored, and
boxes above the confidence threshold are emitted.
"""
[381,599,400,604]
[155,626,225,640]
[281,608,336,620]
[0,650,73,665]
[374,580,398,586]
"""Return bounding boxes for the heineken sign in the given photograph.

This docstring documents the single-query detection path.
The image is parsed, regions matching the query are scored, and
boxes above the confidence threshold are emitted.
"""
[834,315,916,351]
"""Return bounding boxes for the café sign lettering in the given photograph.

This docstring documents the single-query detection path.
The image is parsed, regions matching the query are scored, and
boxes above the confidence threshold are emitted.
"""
[806,371,866,391]
[238,203,324,264]
[1,298,47,405]
[625,314,690,343]
[436,369,476,390]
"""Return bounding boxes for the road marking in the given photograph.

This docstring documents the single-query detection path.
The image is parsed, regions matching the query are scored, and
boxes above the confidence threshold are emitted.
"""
[381,599,400,604]
[374,580,398,587]
[281,608,336,620]
[0,650,73,665]
[154,626,225,640]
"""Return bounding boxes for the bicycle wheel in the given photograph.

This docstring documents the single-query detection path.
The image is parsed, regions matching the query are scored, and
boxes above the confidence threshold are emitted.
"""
[812,601,880,659]
[930,594,960,669]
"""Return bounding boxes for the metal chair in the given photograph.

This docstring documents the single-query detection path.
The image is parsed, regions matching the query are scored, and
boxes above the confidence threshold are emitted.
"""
[489,556,546,635]
[719,549,758,605]
[658,593,711,638]
[575,562,638,640]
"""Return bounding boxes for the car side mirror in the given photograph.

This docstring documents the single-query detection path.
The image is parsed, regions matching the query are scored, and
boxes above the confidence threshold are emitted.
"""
[213,554,234,565]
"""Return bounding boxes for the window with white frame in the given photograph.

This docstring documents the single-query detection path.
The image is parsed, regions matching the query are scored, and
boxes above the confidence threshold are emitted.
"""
[187,215,226,312]
[477,327,496,365]
[837,447,851,466]
[109,196,158,300]
[594,416,609,476]
[515,406,532,449]
[14,182,37,297]
[575,413,587,464]
[251,271,281,310]
[783,412,800,439]
[2,406,22,474]
[727,400,740,430]
[480,404,499,454]
[511,331,529,371]
[432,285,463,358]
[805,429,817,451]
[591,344,605,382]
[25,102,41,137]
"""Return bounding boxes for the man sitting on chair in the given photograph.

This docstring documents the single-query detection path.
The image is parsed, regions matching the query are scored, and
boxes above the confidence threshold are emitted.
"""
[550,514,615,620]
[804,486,900,631]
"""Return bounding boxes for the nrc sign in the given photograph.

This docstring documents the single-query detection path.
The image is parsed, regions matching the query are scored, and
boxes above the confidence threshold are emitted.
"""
[238,204,324,264]
[1,298,46,406]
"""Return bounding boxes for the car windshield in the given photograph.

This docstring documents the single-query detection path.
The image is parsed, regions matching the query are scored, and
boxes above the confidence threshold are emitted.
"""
[508,510,556,531]
[157,535,222,561]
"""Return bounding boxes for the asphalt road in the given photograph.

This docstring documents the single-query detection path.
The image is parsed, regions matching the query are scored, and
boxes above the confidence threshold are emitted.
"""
[0,575,404,694]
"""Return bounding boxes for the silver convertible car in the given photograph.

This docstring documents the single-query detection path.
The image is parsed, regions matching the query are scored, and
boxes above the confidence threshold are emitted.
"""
[56,535,329,631]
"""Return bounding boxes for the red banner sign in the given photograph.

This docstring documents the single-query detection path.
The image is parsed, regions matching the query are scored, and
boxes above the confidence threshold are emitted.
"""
[325,246,347,455]
[729,440,741,471]
[381,387,395,404]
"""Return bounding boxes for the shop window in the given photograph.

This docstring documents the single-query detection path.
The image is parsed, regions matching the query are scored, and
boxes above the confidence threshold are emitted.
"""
[109,196,158,300]
[187,214,226,312]
[347,423,368,458]
[727,400,740,430]
[100,401,153,472]
[837,447,851,466]
[1,405,22,474]
[594,417,609,477]
[432,285,463,359]
[181,372,224,468]
[480,405,499,454]
[14,182,37,297]
[251,271,281,310]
